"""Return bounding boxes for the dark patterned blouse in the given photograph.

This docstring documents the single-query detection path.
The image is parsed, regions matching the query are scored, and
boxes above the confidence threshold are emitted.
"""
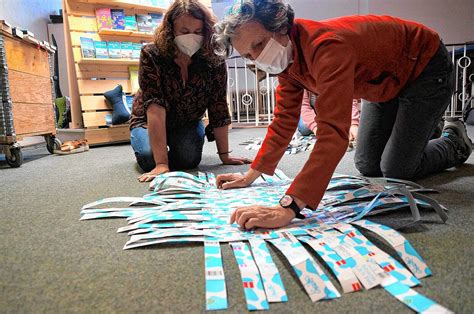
[129,44,231,130]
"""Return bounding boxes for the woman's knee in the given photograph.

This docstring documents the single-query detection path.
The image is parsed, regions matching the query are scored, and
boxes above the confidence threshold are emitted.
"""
[170,151,202,170]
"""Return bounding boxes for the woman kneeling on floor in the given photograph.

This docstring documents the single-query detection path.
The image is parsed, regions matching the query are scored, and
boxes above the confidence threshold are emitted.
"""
[215,0,472,229]
[130,0,251,182]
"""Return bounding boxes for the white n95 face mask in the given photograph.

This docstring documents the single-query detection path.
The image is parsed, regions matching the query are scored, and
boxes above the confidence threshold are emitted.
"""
[254,35,293,74]
[174,34,204,57]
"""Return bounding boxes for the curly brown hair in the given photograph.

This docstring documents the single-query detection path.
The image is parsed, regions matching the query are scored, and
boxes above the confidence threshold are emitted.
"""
[154,0,222,64]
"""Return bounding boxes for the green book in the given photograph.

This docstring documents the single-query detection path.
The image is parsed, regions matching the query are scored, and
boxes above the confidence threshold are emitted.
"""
[121,42,133,59]
[93,41,108,58]
[125,15,137,31]
[132,43,142,59]
[108,41,122,59]
[80,37,95,58]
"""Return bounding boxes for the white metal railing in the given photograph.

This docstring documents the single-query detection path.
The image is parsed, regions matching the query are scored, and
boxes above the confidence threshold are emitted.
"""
[226,56,278,126]
[446,42,473,118]
[225,42,473,126]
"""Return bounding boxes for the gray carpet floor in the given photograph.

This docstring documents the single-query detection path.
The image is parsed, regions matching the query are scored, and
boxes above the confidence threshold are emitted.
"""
[1,126,473,313]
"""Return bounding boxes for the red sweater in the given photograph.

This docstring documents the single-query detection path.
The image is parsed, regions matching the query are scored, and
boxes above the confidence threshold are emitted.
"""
[251,15,440,209]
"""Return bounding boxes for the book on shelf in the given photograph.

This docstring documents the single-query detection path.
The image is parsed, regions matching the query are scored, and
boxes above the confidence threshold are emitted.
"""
[125,15,138,31]
[136,14,153,33]
[95,8,112,30]
[129,66,140,94]
[111,9,125,30]
[108,41,122,59]
[121,42,134,59]
[132,43,142,59]
[80,37,96,58]
[149,13,163,30]
[94,41,109,58]
[150,0,170,7]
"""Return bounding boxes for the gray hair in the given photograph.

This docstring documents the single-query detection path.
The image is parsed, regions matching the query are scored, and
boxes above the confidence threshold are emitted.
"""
[213,0,295,57]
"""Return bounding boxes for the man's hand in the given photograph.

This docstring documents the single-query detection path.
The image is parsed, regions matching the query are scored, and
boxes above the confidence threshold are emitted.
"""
[138,164,169,182]
[216,173,251,189]
[220,154,252,165]
[349,124,359,142]
[312,126,317,135]
[230,205,295,230]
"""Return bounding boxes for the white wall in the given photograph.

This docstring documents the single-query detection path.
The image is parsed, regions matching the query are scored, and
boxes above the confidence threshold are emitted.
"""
[367,0,474,44]
[212,0,473,44]
[0,0,62,42]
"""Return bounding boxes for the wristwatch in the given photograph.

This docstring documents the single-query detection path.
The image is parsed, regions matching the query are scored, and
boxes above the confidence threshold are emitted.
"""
[279,195,305,219]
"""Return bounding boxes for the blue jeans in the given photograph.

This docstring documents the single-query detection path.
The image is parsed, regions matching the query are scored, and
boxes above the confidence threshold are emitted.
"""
[297,116,313,136]
[355,42,457,179]
[130,121,205,172]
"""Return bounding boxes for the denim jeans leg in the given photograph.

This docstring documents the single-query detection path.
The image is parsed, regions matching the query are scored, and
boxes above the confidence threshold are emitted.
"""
[297,116,313,136]
[355,99,399,177]
[130,127,156,172]
[379,43,456,179]
[167,121,205,170]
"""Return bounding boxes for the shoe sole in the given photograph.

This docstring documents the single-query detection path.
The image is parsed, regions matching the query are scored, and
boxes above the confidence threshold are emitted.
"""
[444,120,473,159]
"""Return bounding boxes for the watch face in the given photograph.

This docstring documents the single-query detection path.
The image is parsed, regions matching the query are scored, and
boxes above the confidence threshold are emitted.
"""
[280,195,294,207]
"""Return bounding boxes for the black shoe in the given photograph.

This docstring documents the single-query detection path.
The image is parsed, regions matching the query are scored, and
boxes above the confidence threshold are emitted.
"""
[443,118,473,164]
[431,120,444,139]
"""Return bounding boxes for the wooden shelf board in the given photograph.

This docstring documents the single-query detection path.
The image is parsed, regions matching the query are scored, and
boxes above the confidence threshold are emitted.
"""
[75,0,167,13]
[78,58,139,65]
[98,28,154,39]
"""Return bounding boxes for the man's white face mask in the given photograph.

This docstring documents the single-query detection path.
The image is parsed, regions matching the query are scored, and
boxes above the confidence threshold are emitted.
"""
[174,34,203,57]
[253,34,293,74]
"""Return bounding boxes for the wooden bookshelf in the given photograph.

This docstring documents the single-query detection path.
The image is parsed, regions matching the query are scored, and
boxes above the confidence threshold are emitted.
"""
[63,0,212,145]
[78,58,139,65]
[63,0,163,145]
[75,0,167,13]
[98,28,154,39]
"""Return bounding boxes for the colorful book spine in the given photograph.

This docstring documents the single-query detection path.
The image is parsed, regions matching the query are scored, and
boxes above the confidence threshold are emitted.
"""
[93,41,109,59]
[121,42,134,59]
[149,13,163,30]
[136,14,153,33]
[108,41,122,59]
[80,37,96,58]
[111,9,125,30]
[132,43,142,59]
[95,8,112,30]
[124,15,138,31]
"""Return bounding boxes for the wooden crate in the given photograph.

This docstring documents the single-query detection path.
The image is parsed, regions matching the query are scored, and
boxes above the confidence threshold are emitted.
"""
[1,33,56,142]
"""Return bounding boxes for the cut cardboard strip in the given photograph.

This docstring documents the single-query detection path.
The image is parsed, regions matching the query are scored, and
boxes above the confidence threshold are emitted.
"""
[204,239,228,310]
[352,220,432,278]
[248,238,288,303]
[230,242,269,310]
[380,273,453,313]
[330,222,421,287]
[299,235,363,293]
[269,234,340,302]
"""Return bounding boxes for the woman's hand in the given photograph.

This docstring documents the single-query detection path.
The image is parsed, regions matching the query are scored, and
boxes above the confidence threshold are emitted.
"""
[230,205,295,230]
[219,154,252,165]
[216,172,251,189]
[216,168,261,189]
[349,124,359,142]
[138,164,170,182]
